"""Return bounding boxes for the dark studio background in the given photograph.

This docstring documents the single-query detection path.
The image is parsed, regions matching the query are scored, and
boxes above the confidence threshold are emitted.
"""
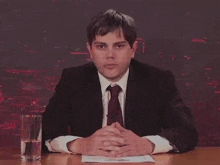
[0,0,220,148]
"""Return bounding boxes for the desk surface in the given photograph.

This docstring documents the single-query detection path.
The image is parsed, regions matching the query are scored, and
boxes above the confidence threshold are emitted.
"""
[0,147,219,165]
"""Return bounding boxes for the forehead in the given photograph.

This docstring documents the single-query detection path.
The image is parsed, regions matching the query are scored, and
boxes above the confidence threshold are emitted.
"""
[93,29,127,43]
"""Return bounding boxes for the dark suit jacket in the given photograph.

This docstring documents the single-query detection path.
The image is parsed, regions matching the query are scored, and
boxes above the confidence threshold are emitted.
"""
[42,59,198,153]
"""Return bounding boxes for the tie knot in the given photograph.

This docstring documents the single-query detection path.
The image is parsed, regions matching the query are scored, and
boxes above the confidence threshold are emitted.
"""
[107,85,122,97]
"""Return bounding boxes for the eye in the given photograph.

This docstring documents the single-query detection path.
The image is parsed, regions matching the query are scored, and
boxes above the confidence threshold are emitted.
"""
[96,44,106,49]
[115,44,125,49]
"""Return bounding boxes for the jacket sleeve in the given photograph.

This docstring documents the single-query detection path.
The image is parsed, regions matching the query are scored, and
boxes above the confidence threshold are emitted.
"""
[158,70,198,153]
[42,68,74,152]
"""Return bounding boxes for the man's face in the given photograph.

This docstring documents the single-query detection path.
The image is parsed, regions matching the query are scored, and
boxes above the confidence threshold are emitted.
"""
[87,29,137,82]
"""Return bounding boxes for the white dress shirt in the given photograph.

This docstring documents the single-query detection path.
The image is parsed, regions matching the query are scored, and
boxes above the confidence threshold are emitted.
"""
[46,68,174,154]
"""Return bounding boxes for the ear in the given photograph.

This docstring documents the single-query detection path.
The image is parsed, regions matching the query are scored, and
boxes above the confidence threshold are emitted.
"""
[131,41,138,58]
[87,42,93,59]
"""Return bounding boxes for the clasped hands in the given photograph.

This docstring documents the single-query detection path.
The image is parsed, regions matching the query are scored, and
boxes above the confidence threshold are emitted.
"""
[67,122,155,157]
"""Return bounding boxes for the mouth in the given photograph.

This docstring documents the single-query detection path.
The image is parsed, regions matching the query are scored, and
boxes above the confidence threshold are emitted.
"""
[104,64,117,69]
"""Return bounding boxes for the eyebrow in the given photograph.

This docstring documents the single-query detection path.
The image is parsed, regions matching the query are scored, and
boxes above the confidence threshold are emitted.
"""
[93,41,128,45]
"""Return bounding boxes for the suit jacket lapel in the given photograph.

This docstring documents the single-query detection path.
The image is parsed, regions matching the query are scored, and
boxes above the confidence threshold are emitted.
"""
[125,63,152,131]
[80,66,103,132]
[124,66,136,128]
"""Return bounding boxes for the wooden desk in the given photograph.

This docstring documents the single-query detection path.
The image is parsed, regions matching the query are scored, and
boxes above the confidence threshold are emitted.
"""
[0,147,219,165]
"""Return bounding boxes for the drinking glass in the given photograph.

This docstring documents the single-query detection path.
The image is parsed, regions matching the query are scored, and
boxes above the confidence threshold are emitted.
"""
[21,115,42,161]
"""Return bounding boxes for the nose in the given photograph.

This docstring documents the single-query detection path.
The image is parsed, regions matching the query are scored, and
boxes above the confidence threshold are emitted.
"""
[106,48,115,58]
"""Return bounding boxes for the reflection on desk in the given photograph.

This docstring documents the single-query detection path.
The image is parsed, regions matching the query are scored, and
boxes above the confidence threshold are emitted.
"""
[45,153,80,165]
[0,147,220,165]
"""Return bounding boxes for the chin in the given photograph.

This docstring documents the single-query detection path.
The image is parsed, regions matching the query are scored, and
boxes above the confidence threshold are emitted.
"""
[107,75,121,82]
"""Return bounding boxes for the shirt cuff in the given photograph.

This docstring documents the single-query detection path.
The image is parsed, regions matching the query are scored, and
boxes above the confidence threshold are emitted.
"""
[45,136,81,154]
[144,135,173,154]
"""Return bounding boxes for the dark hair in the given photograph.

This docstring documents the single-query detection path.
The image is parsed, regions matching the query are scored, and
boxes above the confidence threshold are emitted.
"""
[86,9,137,48]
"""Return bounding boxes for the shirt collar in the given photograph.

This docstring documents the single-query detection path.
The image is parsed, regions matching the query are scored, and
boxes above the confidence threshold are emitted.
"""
[98,69,129,96]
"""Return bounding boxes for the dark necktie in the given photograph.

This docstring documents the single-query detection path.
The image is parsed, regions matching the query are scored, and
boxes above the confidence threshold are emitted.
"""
[107,85,123,126]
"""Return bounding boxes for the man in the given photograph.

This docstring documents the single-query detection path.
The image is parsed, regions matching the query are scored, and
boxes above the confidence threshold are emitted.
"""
[42,9,198,157]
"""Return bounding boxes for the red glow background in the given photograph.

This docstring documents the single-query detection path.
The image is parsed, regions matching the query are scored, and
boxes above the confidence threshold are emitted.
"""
[0,0,220,147]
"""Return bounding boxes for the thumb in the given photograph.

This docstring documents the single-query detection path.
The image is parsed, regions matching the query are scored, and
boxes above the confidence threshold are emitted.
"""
[115,122,126,131]
[110,122,116,128]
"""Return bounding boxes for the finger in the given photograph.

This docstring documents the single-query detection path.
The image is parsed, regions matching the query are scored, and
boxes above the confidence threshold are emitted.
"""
[100,135,124,144]
[111,122,116,127]
[96,126,121,135]
[117,144,152,156]
[102,131,117,136]
[102,145,121,152]
[117,145,131,154]
[115,122,126,132]
[109,150,117,157]
[104,126,121,135]
[89,134,124,148]
[103,141,121,146]
[116,150,137,157]
[115,145,138,157]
